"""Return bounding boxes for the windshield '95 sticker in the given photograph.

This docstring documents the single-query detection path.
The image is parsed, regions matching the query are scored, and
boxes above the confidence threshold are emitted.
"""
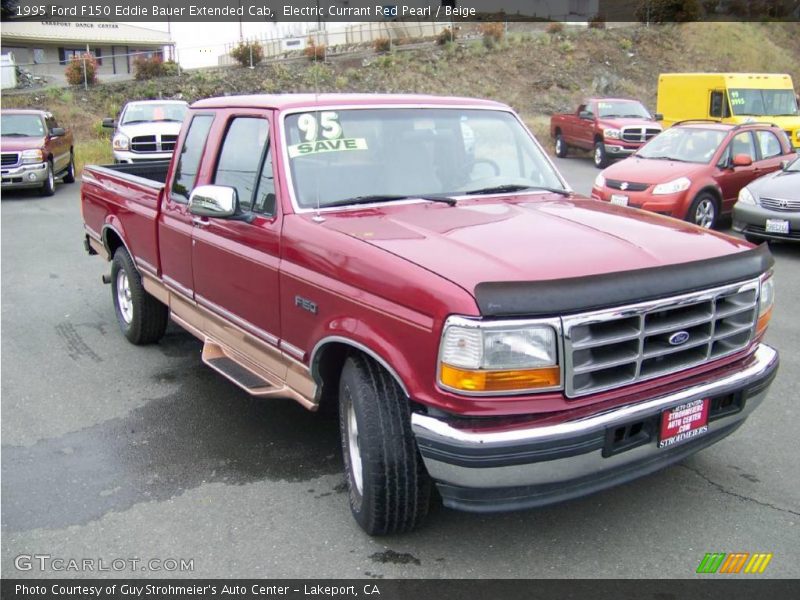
[288,138,368,158]
[298,111,343,141]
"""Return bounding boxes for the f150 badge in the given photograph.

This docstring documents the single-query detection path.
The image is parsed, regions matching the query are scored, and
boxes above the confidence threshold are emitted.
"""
[295,295,318,315]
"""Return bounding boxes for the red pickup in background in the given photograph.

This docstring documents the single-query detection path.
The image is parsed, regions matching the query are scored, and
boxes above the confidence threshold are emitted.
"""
[550,97,662,168]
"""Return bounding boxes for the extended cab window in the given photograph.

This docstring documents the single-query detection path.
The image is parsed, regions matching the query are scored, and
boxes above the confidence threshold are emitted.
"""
[214,117,270,212]
[172,114,213,202]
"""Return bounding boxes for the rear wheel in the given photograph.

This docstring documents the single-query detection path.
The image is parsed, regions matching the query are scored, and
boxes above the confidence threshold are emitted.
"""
[554,133,568,158]
[593,141,608,169]
[687,193,718,229]
[338,354,431,535]
[111,247,168,345]
[39,160,55,196]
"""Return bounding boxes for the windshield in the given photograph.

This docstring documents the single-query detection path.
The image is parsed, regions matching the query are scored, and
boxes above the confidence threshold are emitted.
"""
[636,127,727,163]
[284,108,565,209]
[1,114,45,137]
[729,89,799,117]
[121,103,188,124]
[596,100,650,118]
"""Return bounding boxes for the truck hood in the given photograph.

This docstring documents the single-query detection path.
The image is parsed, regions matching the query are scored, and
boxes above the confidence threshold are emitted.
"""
[320,193,751,294]
[0,136,46,152]
[116,121,182,137]
[598,117,660,129]
[601,156,708,185]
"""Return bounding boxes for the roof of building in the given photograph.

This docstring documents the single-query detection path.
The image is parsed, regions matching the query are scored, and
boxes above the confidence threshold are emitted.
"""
[1,21,172,45]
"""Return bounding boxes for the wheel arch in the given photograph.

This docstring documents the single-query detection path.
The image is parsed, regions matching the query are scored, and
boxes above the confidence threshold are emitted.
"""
[310,336,411,413]
[683,184,722,218]
[102,223,133,264]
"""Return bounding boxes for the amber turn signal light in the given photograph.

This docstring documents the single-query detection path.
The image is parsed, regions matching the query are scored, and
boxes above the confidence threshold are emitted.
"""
[440,363,560,393]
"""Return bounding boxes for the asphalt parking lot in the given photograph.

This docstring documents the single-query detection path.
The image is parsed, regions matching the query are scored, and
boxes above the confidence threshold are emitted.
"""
[2,158,799,579]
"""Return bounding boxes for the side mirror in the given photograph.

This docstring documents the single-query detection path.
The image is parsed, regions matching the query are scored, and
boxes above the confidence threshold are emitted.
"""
[188,185,238,218]
[101,118,116,128]
[780,159,790,170]
[653,113,664,121]
[50,127,65,137]
[732,153,753,168]
[578,110,593,120]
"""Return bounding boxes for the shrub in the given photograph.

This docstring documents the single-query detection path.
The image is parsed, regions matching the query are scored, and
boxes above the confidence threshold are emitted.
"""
[133,55,179,80]
[304,36,326,61]
[64,53,98,86]
[373,37,391,53]
[435,27,454,45]
[588,14,606,28]
[479,22,505,48]
[545,22,564,34]
[230,40,264,67]
[634,0,701,22]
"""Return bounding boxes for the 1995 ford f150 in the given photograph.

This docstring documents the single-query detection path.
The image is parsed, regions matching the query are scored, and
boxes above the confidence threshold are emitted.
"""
[81,94,779,535]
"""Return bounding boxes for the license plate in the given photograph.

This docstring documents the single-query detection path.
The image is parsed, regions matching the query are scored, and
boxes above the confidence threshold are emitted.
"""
[765,219,789,234]
[610,194,629,206]
[659,399,710,449]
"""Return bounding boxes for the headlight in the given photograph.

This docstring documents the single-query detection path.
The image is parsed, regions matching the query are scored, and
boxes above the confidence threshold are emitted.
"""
[112,133,129,151]
[594,173,606,188]
[438,317,560,394]
[20,149,44,164]
[653,177,691,195]
[603,128,621,140]
[756,273,774,336]
[737,187,757,206]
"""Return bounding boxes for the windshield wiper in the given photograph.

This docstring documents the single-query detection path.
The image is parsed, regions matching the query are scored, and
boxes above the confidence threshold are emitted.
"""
[1,132,34,137]
[324,193,457,208]
[121,119,152,125]
[639,155,692,162]
[461,184,571,197]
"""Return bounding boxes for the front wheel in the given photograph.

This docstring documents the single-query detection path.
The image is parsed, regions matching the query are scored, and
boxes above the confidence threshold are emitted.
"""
[39,160,55,196]
[687,193,718,229]
[111,248,168,345]
[593,141,608,169]
[63,151,76,184]
[339,354,431,535]
[554,133,568,158]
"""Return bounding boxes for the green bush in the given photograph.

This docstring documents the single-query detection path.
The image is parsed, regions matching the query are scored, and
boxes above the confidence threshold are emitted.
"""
[480,23,505,48]
[436,28,454,45]
[373,37,391,53]
[65,53,99,86]
[545,22,565,35]
[304,36,326,61]
[133,55,179,80]
[230,41,264,67]
[635,0,701,22]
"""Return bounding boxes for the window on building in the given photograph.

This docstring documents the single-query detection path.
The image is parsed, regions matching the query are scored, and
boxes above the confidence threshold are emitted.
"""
[32,48,45,64]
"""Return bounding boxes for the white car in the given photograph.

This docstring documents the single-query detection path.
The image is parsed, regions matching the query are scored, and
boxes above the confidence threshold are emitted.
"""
[103,100,188,163]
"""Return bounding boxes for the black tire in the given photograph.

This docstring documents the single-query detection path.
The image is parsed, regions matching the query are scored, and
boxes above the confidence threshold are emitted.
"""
[593,141,608,169]
[39,160,55,196]
[111,247,168,345]
[687,192,718,229]
[338,353,431,535]
[554,132,568,158]
[62,150,76,184]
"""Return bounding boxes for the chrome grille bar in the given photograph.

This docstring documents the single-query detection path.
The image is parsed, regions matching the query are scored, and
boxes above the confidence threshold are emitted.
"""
[563,279,759,397]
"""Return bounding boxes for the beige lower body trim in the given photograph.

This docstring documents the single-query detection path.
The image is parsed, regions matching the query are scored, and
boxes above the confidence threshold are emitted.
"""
[141,272,318,410]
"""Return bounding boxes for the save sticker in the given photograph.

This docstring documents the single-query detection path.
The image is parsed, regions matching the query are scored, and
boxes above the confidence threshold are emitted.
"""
[287,137,368,158]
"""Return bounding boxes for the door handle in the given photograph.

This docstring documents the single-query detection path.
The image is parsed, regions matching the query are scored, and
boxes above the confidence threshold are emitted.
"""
[192,217,209,228]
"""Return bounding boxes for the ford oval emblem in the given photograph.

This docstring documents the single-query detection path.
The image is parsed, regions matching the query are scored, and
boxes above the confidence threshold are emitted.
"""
[668,331,690,346]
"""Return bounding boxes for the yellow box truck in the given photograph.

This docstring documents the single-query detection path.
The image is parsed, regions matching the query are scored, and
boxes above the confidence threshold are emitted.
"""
[657,73,800,150]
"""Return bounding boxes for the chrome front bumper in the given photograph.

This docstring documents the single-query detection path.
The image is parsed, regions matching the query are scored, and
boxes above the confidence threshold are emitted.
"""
[411,344,778,512]
[1,162,48,188]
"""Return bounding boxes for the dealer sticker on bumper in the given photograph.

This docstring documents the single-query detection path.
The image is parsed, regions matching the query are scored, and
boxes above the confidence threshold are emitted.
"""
[659,398,710,449]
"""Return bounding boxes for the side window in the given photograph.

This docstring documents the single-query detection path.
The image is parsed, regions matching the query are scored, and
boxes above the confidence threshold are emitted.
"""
[253,146,276,216]
[724,131,756,164]
[709,91,730,118]
[171,114,214,202]
[755,130,782,159]
[214,117,269,212]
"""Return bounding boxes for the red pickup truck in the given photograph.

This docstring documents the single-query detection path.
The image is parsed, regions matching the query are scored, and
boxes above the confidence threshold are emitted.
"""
[82,94,779,535]
[551,98,663,168]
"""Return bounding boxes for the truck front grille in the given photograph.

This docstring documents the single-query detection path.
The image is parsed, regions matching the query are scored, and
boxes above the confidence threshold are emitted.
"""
[131,135,158,153]
[760,196,800,212]
[621,127,661,143]
[562,279,759,397]
[161,135,178,152]
[1,153,19,167]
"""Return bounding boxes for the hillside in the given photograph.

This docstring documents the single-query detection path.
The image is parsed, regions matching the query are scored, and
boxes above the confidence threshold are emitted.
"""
[3,22,799,171]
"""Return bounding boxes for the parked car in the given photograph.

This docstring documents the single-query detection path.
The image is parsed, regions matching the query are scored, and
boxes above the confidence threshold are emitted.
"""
[657,72,800,150]
[1,109,74,195]
[591,121,795,228]
[733,155,800,243]
[550,97,662,168]
[81,94,778,535]
[102,100,188,163]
